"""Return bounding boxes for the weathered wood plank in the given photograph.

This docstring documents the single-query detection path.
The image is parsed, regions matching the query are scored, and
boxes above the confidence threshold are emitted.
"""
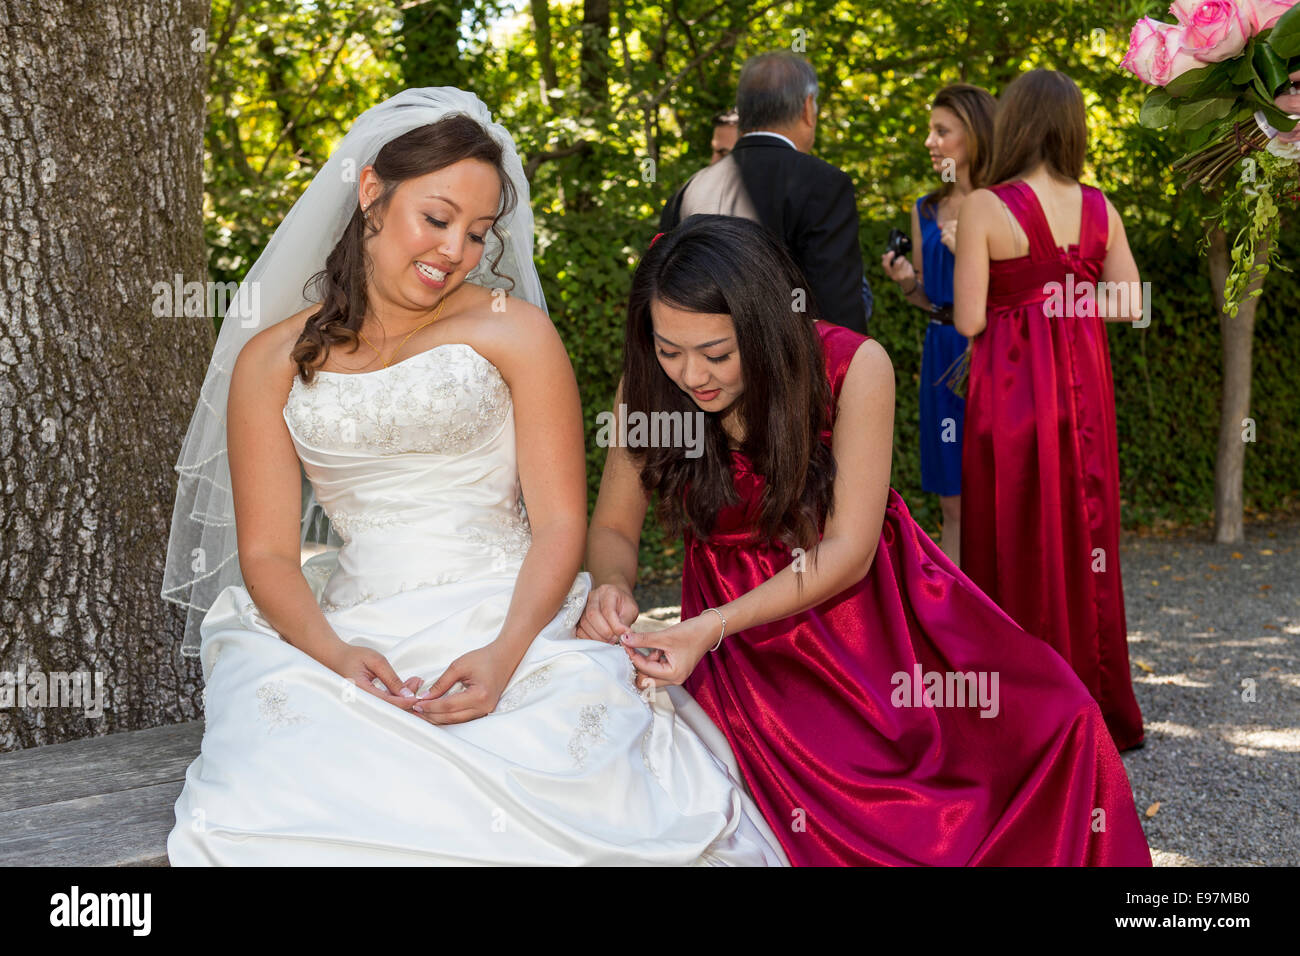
[0,780,185,866]
[0,721,203,812]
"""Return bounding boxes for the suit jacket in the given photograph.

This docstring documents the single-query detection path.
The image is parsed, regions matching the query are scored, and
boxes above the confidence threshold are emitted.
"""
[658,134,869,335]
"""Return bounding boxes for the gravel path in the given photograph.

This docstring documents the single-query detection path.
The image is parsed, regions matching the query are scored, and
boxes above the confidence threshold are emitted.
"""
[628,519,1300,866]
[1116,518,1299,866]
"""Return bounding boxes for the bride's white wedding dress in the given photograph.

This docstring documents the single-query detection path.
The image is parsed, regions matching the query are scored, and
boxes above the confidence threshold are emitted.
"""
[167,342,786,866]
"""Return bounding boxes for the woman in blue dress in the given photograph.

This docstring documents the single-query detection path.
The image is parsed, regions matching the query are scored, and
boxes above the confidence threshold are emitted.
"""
[881,84,995,565]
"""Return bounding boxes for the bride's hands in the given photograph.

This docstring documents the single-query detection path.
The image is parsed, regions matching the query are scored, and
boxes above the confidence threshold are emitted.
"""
[575,584,639,643]
[325,643,423,710]
[619,612,721,688]
[412,645,513,725]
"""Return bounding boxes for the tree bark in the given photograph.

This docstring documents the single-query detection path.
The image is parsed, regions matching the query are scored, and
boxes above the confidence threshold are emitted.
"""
[568,0,611,214]
[0,0,212,751]
[398,0,469,92]
[1206,225,1265,545]
[530,0,558,98]
[579,0,611,111]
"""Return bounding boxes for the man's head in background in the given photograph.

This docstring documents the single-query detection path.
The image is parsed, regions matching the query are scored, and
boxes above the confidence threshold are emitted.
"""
[735,52,818,153]
[710,109,740,164]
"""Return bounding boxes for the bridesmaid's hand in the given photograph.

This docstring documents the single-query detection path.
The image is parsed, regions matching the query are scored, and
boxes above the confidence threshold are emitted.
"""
[619,612,722,688]
[412,645,512,725]
[576,583,639,643]
[940,219,957,253]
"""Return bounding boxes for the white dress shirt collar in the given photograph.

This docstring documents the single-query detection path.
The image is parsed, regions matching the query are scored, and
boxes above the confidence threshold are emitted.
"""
[739,130,797,150]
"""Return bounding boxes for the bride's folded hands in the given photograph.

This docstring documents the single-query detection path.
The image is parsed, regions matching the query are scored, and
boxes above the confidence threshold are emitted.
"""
[575,582,639,643]
[322,642,424,708]
[411,643,516,724]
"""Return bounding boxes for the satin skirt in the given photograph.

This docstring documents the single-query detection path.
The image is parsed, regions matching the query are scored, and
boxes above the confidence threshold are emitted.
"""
[682,489,1153,866]
[167,566,787,866]
[962,298,1144,751]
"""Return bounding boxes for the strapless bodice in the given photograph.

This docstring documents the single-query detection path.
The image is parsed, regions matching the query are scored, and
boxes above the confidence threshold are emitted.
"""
[282,343,532,611]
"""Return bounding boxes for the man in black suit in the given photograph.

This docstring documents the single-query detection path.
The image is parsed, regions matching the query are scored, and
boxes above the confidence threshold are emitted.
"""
[658,51,870,335]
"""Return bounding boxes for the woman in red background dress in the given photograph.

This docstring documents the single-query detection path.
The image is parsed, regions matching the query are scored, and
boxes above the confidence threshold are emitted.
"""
[581,212,1150,865]
[954,69,1145,752]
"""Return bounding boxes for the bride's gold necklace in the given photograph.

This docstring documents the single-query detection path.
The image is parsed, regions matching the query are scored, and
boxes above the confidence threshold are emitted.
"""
[358,293,451,368]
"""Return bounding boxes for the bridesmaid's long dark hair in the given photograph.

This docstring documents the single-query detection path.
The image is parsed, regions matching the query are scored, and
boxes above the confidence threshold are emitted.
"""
[622,214,836,567]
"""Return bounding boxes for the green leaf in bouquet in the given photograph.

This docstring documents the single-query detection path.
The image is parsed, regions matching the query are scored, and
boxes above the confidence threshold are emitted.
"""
[1231,41,1257,85]
[1256,100,1299,132]
[1253,42,1290,93]
[1164,64,1220,98]
[1181,122,1224,153]
[1174,94,1238,130]
[1228,104,1258,126]
[1245,86,1280,109]
[1235,54,1274,103]
[1139,90,1176,128]
[1194,63,1238,99]
[1264,4,1300,58]
[1253,74,1274,104]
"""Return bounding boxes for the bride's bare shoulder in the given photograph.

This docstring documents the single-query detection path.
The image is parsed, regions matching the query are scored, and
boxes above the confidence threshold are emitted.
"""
[469,288,560,363]
[232,305,319,385]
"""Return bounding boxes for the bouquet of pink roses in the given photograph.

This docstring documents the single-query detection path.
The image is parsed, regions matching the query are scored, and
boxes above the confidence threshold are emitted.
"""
[1124,1,1299,316]
[1124,0,1300,187]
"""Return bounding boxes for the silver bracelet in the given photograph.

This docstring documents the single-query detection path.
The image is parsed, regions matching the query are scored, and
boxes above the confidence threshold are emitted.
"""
[703,607,728,652]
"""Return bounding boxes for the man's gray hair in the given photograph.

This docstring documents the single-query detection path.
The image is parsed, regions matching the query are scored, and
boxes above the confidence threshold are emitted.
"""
[736,52,818,134]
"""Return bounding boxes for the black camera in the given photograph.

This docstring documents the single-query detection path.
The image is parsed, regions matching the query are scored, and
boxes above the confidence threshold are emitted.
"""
[885,227,912,265]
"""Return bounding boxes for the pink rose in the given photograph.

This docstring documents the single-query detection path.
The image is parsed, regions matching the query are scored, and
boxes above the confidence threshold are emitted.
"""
[1123,17,1203,85]
[1169,1,1251,60]
[1237,0,1295,31]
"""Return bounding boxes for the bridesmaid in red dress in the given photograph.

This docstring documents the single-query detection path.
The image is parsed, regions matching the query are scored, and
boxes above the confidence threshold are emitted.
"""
[581,212,1151,866]
[954,70,1145,752]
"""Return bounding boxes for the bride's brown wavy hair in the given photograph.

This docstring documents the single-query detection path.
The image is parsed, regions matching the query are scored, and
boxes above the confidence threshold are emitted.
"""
[292,114,518,382]
[622,214,836,580]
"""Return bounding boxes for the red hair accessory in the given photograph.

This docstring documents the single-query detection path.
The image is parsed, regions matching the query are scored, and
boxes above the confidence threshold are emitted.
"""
[650,231,666,248]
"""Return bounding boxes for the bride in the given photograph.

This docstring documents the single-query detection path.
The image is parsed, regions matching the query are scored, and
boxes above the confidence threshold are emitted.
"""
[161,87,785,866]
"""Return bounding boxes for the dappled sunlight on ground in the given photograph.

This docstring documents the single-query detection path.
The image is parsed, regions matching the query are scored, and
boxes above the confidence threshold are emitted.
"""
[1118,520,1299,866]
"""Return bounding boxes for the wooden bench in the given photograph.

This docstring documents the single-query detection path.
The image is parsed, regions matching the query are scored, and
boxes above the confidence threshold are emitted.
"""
[0,720,203,866]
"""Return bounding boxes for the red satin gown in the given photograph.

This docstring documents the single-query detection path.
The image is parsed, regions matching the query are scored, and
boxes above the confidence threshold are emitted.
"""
[960,181,1145,752]
[679,319,1151,866]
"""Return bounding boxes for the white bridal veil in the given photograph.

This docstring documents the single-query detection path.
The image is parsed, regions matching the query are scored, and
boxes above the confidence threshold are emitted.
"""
[162,87,548,657]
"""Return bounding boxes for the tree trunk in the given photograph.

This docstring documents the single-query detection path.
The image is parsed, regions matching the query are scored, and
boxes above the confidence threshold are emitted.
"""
[530,0,558,98]
[570,0,611,214]
[0,0,212,751]
[1206,225,1265,545]
[579,0,611,110]
[398,0,469,91]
